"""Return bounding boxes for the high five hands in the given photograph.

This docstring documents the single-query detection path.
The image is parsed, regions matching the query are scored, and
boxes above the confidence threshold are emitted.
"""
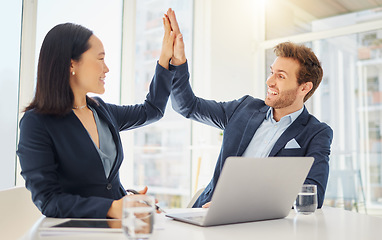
[159,8,187,69]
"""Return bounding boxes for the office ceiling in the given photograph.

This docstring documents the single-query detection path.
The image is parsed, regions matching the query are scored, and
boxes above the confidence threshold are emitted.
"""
[289,0,382,19]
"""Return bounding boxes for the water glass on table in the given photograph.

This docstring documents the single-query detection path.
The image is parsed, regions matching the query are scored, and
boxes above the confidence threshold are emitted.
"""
[122,194,155,239]
[294,184,318,214]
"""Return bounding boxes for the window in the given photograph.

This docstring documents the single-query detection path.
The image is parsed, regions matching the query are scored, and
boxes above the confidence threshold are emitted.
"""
[314,28,382,208]
[0,0,22,190]
[130,0,194,208]
[264,5,382,210]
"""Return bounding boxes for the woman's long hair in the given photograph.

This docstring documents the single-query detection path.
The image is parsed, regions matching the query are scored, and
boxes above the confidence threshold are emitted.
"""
[26,23,93,116]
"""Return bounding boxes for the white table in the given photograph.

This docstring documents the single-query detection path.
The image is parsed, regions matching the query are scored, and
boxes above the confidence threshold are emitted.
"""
[21,207,382,240]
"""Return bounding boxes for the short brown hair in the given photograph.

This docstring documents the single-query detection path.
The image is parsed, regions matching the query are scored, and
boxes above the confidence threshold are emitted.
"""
[274,42,323,102]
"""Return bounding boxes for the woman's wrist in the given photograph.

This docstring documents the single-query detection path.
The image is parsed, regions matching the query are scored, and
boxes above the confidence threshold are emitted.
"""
[107,199,123,219]
[158,56,170,70]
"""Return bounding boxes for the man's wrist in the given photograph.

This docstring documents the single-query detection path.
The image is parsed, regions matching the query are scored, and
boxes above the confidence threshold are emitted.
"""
[171,57,187,66]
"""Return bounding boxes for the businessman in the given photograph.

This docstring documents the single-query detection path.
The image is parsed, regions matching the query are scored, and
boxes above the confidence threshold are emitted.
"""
[166,9,333,208]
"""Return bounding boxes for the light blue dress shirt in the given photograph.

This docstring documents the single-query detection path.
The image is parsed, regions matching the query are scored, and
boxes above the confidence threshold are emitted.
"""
[242,107,304,158]
[88,106,117,178]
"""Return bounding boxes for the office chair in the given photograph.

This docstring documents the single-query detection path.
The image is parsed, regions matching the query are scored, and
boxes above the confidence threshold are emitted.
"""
[0,187,41,239]
[187,188,205,208]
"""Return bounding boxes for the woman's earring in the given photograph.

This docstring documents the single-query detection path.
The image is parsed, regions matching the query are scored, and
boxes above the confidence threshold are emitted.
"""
[72,71,75,76]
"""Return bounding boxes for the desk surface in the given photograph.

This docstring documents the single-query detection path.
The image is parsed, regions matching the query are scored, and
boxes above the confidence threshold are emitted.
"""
[22,207,382,240]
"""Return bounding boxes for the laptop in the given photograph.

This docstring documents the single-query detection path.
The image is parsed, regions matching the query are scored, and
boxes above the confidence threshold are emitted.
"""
[166,156,314,227]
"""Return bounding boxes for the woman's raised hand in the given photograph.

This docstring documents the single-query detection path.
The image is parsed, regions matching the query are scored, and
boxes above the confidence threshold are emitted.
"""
[159,13,176,69]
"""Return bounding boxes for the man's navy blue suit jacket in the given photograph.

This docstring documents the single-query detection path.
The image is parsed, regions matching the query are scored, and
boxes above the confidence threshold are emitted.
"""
[170,62,333,208]
[17,63,175,218]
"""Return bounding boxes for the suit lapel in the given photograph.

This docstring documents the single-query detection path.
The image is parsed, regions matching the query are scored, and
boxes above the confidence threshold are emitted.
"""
[69,111,107,175]
[236,105,269,156]
[269,107,309,156]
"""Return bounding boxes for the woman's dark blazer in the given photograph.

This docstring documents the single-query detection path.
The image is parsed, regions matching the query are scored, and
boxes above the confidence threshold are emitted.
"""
[17,63,175,218]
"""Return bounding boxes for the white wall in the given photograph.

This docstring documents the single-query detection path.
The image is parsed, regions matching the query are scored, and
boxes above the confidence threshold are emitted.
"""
[192,0,264,103]
[209,0,260,101]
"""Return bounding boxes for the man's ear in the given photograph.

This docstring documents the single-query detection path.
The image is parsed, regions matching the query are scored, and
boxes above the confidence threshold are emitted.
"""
[301,82,313,95]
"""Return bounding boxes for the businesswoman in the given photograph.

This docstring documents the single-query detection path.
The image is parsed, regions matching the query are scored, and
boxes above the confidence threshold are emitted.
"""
[17,15,176,219]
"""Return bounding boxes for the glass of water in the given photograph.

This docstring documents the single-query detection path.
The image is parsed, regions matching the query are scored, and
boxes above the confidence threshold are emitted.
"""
[294,184,318,214]
[122,195,155,239]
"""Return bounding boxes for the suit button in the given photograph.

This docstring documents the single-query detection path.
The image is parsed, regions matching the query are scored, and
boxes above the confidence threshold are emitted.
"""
[107,183,112,190]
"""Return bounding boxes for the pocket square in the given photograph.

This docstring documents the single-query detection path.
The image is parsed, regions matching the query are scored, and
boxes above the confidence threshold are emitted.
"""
[285,138,301,149]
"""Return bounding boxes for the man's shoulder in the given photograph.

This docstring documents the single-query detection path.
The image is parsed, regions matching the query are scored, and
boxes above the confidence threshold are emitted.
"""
[305,111,333,133]
[236,95,268,110]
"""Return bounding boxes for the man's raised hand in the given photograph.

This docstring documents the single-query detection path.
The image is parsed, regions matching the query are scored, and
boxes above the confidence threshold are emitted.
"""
[167,8,186,66]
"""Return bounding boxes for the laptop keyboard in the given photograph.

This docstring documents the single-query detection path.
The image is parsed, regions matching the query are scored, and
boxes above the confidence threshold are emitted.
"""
[184,215,206,223]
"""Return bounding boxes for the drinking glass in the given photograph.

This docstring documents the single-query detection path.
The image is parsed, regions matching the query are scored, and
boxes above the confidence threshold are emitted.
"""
[122,195,155,239]
[294,184,318,214]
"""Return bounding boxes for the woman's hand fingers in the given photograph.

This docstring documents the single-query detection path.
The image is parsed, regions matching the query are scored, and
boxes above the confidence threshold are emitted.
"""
[138,186,148,194]
[163,14,171,35]
[158,15,175,69]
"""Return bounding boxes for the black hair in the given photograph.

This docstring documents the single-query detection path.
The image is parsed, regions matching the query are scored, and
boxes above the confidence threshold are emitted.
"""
[26,23,93,116]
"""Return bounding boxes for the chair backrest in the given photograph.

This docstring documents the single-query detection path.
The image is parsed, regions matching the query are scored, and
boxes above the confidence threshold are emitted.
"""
[187,188,205,208]
[0,186,41,239]
[326,170,361,200]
